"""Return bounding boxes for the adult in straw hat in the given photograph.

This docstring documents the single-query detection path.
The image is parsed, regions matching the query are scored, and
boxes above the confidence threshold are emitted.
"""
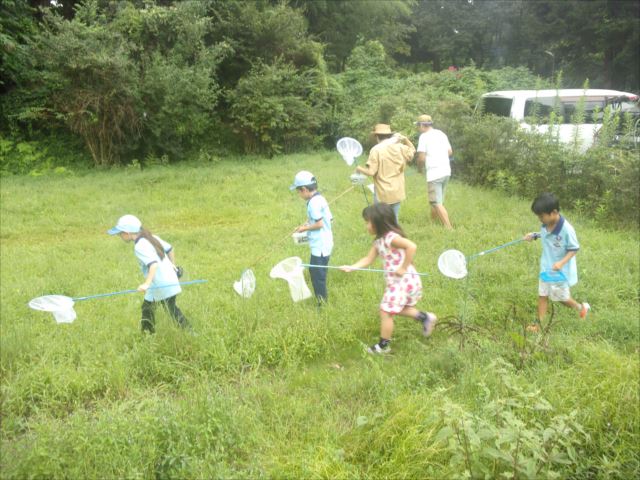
[355,123,416,221]
[415,114,453,229]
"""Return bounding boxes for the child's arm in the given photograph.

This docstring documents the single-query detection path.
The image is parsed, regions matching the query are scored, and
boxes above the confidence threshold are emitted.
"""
[138,262,158,292]
[552,251,576,271]
[390,235,417,277]
[524,232,541,241]
[341,245,377,272]
[297,219,323,232]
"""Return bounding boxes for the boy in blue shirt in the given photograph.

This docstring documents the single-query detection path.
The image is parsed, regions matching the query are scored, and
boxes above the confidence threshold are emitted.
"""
[290,171,333,305]
[524,192,590,332]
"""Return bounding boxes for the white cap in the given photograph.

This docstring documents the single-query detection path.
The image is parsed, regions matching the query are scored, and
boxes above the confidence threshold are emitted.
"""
[107,214,142,235]
[289,171,316,190]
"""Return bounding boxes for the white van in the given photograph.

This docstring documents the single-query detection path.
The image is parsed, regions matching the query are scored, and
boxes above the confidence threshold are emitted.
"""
[480,89,639,151]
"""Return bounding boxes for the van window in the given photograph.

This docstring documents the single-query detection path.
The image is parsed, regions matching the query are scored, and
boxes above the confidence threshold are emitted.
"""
[524,97,558,124]
[483,97,512,117]
[523,96,605,125]
[562,101,603,124]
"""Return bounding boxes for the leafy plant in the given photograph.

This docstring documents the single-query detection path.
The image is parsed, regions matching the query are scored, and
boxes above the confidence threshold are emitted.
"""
[435,359,590,479]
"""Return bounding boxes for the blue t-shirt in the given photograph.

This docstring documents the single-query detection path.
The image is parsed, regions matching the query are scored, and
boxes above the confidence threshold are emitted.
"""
[306,193,333,257]
[134,235,181,301]
[539,216,579,287]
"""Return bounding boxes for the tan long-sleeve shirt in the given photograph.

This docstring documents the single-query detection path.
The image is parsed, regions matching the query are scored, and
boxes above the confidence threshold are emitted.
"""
[358,137,416,204]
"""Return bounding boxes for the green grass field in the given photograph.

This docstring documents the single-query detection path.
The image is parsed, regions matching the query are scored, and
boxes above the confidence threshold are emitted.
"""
[1,153,638,479]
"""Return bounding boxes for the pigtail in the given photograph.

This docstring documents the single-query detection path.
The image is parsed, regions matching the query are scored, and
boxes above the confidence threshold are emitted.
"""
[138,228,166,259]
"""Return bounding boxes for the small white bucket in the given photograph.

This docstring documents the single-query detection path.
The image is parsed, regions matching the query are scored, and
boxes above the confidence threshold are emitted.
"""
[292,231,309,245]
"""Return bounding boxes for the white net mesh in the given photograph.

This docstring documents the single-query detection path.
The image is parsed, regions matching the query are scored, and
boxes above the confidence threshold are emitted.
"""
[270,257,312,302]
[337,137,363,166]
[28,295,77,323]
[233,269,256,298]
[437,250,468,279]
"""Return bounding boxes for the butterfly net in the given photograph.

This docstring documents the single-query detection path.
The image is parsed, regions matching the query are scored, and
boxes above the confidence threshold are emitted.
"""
[437,250,468,279]
[337,137,363,166]
[28,295,77,323]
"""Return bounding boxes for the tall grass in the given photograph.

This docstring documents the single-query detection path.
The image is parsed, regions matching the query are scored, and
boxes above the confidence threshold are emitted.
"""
[1,153,638,478]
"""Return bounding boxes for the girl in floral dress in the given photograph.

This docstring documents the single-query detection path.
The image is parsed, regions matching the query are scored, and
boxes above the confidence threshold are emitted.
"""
[341,203,436,354]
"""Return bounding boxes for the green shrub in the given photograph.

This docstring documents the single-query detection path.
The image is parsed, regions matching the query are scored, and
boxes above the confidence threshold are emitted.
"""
[227,58,331,155]
[454,115,640,228]
[0,135,89,175]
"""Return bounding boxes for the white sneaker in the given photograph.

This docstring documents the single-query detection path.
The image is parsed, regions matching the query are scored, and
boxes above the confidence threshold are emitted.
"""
[367,343,391,355]
[579,303,591,319]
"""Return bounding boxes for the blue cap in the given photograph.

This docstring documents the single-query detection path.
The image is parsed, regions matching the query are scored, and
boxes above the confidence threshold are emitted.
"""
[289,171,316,191]
[108,214,142,235]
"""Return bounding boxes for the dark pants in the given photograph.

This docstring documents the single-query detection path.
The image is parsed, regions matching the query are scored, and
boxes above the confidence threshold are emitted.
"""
[309,254,330,303]
[141,295,189,333]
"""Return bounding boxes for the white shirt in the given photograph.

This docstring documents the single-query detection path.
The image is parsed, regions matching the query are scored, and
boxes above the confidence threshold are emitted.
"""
[417,128,452,182]
[134,235,181,301]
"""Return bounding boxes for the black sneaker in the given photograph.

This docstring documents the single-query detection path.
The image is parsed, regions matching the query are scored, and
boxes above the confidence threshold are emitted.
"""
[367,342,391,355]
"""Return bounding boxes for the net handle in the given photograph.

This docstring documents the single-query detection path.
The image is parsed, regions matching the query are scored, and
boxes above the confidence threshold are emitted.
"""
[467,238,528,260]
[300,263,428,277]
[72,279,207,302]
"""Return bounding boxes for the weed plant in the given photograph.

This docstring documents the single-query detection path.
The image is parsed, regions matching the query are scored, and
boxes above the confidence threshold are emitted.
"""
[1,154,638,478]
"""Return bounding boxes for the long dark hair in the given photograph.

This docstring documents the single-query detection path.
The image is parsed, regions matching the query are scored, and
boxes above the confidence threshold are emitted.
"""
[138,227,166,259]
[362,204,405,239]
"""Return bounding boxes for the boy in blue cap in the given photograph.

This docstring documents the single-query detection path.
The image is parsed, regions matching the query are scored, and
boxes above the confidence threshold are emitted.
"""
[524,193,590,332]
[290,171,333,305]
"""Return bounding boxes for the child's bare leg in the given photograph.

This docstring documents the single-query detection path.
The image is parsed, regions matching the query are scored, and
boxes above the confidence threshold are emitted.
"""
[398,306,437,336]
[562,297,590,318]
[562,298,581,311]
[537,295,548,322]
[398,306,420,319]
[380,310,395,340]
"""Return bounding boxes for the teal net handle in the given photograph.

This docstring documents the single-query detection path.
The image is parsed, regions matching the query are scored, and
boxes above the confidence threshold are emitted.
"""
[72,280,207,302]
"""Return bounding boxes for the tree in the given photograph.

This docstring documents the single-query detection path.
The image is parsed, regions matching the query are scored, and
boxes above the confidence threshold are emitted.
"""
[0,0,38,94]
[22,1,141,166]
[111,1,229,159]
[290,0,415,71]
[528,0,640,90]
[205,0,321,88]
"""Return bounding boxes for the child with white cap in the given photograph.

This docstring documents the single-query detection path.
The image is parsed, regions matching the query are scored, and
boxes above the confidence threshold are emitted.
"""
[290,171,333,305]
[108,215,190,333]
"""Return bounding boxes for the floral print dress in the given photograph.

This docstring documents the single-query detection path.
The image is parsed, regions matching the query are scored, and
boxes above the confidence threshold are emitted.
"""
[374,231,423,314]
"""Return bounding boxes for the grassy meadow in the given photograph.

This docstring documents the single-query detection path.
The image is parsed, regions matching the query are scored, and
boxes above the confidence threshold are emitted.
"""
[1,153,638,479]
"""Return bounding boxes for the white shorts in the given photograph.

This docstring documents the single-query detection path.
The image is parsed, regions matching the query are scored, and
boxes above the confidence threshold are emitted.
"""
[538,280,570,302]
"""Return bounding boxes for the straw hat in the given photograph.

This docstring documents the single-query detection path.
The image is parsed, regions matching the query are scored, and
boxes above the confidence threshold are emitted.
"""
[415,114,433,126]
[371,123,393,135]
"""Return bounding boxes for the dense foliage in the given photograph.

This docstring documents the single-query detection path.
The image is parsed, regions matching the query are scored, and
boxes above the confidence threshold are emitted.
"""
[1,0,638,225]
[454,116,640,228]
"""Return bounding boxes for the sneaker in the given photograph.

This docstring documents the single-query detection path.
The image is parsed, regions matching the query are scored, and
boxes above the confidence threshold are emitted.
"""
[367,343,391,355]
[579,302,591,319]
[422,312,437,337]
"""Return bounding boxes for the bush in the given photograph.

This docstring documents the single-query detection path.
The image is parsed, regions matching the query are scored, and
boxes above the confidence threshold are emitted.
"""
[0,134,89,176]
[454,115,640,228]
[227,58,331,155]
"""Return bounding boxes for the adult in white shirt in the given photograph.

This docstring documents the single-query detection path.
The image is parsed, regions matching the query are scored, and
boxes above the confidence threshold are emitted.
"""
[415,114,453,229]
